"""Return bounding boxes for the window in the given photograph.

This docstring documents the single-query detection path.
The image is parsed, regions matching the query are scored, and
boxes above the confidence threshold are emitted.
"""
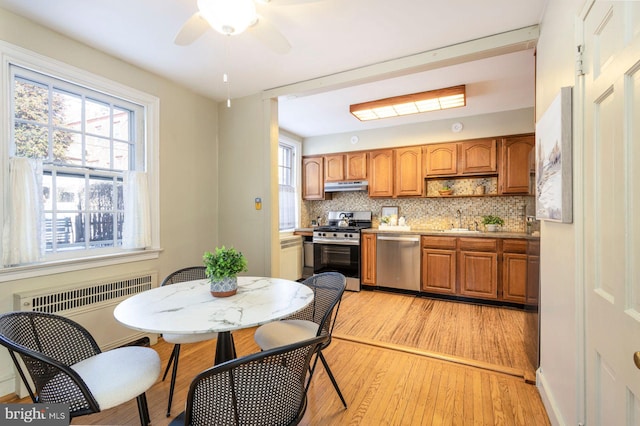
[12,66,143,254]
[1,44,159,274]
[278,137,300,231]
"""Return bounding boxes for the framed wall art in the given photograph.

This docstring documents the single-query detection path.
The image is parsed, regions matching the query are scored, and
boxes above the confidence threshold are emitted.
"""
[380,206,399,225]
[535,86,573,223]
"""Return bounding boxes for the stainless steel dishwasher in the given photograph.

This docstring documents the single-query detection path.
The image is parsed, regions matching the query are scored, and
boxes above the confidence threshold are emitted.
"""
[376,234,421,291]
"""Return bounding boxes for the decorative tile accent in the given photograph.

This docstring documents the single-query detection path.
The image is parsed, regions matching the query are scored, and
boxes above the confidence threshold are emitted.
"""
[303,191,536,232]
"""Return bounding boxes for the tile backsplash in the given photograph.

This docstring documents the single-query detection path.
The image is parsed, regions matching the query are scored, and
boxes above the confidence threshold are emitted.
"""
[302,191,536,233]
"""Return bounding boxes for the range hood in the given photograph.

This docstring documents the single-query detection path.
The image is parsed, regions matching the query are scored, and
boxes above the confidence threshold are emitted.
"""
[324,180,368,192]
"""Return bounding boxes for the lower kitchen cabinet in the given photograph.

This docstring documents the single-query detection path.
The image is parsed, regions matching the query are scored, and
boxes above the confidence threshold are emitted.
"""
[422,249,456,294]
[361,233,376,285]
[526,240,540,306]
[502,253,528,302]
[502,239,528,303]
[421,236,457,294]
[459,250,498,300]
[458,237,498,300]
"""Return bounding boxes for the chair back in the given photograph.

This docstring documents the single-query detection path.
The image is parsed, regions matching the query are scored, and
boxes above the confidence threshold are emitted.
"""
[162,266,207,286]
[286,272,346,344]
[182,334,327,426]
[0,311,101,415]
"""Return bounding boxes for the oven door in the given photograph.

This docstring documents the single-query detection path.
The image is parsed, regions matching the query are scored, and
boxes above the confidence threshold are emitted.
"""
[313,242,360,291]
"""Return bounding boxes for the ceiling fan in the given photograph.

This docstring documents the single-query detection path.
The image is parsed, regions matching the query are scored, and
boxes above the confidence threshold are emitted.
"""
[175,0,318,54]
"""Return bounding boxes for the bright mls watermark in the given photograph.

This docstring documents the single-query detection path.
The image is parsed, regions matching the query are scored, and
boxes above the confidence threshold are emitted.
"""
[1,404,68,425]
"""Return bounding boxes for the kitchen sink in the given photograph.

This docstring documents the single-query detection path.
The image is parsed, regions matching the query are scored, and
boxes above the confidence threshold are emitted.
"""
[443,228,481,233]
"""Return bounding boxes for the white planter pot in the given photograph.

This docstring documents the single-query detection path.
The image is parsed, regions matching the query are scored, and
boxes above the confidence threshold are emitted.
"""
[486,224,498,232]
[209,276,238,297]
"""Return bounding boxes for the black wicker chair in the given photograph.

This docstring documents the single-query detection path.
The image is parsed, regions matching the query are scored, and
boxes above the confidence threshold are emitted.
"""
[0,311,159,426]
[254,272,348,408]
[170,334,328,426]
[161,266,219,417]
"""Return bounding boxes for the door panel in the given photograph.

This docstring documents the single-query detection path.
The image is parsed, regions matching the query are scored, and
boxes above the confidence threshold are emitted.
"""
[584,2,640,423]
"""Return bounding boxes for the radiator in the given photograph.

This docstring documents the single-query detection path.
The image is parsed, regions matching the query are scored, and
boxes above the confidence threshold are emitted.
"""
[279,235,303,281]
[12,272,159,397]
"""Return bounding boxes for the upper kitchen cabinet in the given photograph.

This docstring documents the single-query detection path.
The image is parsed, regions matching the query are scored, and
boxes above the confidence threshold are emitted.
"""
[395,146,423,197]
[460,139,497,174]
[346,152,368,180]
[425,138,498,177]
[324,152,368,182]
[368,149,394,197]
[324,154,345,182]
[369,147,423,198]
[498,134,534,194]
[302,156,330,200]
[425,143,457,176]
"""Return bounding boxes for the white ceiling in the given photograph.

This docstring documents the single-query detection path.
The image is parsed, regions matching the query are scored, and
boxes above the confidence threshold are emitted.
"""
[0,0,547,138]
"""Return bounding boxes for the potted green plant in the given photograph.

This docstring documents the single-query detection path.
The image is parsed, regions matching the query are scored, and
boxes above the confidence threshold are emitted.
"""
[481,215,504,232]
[203,246,248,297]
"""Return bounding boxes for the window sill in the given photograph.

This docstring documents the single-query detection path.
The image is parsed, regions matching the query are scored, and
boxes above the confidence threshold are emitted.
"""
[0,249,162,283]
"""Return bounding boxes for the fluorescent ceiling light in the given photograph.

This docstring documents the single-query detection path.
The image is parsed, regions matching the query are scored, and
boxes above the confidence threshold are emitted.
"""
[350,85,466,121]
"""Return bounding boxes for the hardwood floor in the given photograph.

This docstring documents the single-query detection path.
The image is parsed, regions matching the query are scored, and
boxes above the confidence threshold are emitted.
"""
[9,289,548,425]
[335,289,535,378]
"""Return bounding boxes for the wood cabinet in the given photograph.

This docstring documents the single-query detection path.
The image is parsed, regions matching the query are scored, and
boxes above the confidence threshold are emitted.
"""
[395,146,423,196]
[421,236,457,294]
[526,240,540,306]
[324,152,368,182]
[499,135,535,194]
[425,138,498,177]
[425,143,457,176]
[346,152,368,180]
[417,235,539,305]
[458,238,498,300]
[368,149,394,197]
[502,239,528,303]
[302,156,330,200]
[369,147,423,198]
[324,155,345,182]
[503,253,528,303]
[361,233,377,285]
[460,139,497,174]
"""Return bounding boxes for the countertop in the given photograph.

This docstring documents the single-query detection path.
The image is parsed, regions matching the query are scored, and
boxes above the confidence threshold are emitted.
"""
[362,227,538,240]
[295,227,539,240]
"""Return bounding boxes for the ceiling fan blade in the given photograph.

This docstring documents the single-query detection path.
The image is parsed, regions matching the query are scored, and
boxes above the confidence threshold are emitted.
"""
[174,12,210,46]
[248,15,291,54]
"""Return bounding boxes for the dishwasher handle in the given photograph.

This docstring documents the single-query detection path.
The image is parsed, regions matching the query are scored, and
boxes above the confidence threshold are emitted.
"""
[377,235,420,242]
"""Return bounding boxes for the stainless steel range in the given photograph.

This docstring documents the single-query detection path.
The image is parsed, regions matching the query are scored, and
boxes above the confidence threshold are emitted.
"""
[313,211,372,291]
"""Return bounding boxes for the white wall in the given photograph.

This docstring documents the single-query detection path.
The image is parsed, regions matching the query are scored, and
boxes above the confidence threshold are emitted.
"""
[217,95,278,277]
[535,0,586,424]
[0,8,219,397]
[302,108,534,155]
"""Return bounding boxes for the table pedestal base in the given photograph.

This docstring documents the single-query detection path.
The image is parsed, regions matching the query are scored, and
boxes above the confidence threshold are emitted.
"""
[214,331,236,364]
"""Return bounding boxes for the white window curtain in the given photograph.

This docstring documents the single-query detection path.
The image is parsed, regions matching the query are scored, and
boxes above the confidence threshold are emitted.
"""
[2,157,43,266]
[279,184,296,230]
[122,171,151,249]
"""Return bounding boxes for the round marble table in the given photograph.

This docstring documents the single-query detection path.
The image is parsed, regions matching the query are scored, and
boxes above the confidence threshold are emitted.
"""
[114,276,314,364]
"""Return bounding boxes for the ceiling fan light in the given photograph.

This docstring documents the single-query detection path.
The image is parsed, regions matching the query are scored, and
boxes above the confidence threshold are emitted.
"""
[197,0,257,36]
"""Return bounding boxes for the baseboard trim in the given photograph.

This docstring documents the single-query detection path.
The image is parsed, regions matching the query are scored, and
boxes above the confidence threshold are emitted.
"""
[536,368,565,425]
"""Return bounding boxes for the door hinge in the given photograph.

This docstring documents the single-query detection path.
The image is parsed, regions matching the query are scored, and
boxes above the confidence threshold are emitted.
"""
[576,45,585,76]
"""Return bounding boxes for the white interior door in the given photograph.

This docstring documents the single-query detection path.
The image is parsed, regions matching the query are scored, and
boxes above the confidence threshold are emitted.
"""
[583,1,640,423]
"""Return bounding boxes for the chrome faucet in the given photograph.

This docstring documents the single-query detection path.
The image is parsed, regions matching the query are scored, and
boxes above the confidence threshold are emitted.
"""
[456,209,462,229]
